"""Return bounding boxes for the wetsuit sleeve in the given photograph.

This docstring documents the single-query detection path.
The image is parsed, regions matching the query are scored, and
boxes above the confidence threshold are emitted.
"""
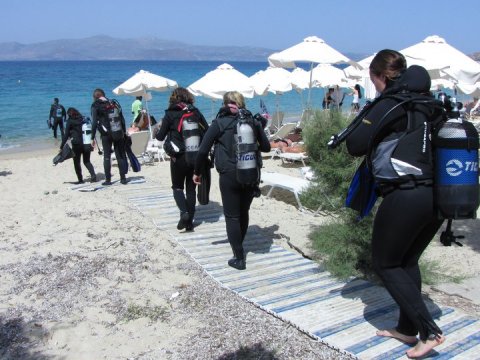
[197,111,210,132]
[49,105,54,120]
[59,120,71,148]
[194,121,220,176]
[91,104,98,140]
[255,120,271,152]
[346,98,402,156]
[61,106,66,120]
[155,113,171,141]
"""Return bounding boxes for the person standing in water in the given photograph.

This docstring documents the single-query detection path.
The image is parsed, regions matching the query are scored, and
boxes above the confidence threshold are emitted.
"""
[49,97,66,140]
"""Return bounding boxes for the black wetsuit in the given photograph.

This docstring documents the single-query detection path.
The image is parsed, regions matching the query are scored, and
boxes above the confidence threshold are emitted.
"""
[156,103,209,222]
[346,90,443,341]
[60,115,96,182]
[194,107,270,260]
[49,103,66,139]
[91,98,128,183]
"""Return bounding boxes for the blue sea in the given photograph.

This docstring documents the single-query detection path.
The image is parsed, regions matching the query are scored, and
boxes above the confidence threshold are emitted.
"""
[0,60,345,152]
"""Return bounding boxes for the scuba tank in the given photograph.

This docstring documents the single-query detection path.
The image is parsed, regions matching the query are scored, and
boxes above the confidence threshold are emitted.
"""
[434,98,479,219]
[236,109,259,185]
[181,112,200,166]
[82,117,92,150]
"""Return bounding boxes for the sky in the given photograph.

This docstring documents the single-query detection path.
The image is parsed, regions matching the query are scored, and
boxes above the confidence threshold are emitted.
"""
[1,0,478,56]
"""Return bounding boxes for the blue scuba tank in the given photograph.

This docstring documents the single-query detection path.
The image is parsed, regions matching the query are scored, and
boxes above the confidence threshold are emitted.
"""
[434,100,479,219]
[236,110,259,185]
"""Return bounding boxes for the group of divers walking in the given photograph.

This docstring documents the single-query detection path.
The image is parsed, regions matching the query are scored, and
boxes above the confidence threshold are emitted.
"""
[48,48,480,358]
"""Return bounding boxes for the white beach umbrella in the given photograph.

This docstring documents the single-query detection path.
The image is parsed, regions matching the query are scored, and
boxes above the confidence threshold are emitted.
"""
[113,69,178,96]
[310,63,349,88]
[290,68,310,91]
[113,69,178,138]
[249,66,293,96]
[249,66,293,117]
[187,63,254,100]
[400,35,480,85]
[268,36,361,107]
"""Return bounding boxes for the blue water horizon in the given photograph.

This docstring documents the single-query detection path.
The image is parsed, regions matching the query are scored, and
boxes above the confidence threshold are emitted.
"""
[0,60,356,151]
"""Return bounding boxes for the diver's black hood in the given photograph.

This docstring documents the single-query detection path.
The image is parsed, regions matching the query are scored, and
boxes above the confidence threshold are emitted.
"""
[385,65,431,95]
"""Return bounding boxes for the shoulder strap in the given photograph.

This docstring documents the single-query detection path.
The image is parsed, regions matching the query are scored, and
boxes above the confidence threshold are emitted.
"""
[177,111,195,133]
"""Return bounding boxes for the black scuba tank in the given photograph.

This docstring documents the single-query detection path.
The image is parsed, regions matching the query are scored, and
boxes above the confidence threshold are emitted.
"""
[434,101,479,219]
[181,113,200,167]
[236,110,259,185]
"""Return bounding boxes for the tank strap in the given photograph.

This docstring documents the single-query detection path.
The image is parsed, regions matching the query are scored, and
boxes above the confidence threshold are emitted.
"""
[377,179,433,196]
[177,112,195,133]
[183,128,201,137]
[238,143,258,153]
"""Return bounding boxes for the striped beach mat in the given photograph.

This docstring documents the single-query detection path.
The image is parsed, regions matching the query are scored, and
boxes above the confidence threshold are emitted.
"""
[123,183,480,359]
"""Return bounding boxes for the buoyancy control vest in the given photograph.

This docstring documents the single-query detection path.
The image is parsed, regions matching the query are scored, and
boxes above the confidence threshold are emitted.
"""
[367,92,479,221]
[367,93,444,184]
[433,100,479,219]
[54,105,63,119]
[96,99,125,141]
[236,109,260,185]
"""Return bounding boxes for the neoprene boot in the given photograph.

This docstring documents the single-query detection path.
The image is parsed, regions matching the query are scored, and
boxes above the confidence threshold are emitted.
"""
[228,249,245,270]
[177,212,190,230]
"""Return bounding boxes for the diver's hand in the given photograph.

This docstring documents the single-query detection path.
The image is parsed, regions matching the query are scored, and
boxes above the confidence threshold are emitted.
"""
[193,174,201,185]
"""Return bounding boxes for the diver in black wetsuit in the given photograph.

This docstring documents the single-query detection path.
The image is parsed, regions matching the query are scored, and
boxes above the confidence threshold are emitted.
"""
[193,91,271,270]
[90,88,128,186]
[345,49,445,358]
[156,87,209,231]
[60,107,96,184]
[49,98,66,140]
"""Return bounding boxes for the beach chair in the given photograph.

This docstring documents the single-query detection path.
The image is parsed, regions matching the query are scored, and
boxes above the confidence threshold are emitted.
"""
[144,139,168,163]
[268,122,296,141]
[279,152,309,166]
[110,131,149,162]
[260,171,310,210]
[269,111,284,133]
[129,131,150,157]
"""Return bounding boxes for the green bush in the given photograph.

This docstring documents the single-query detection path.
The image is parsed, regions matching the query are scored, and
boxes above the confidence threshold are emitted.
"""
[300,110,375,278]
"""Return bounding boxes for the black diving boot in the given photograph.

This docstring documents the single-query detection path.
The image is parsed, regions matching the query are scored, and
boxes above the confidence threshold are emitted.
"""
[228,249,246,270]
[177,212,190,230]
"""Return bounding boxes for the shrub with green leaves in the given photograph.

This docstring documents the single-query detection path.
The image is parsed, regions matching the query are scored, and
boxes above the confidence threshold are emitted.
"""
[300,110,375,278]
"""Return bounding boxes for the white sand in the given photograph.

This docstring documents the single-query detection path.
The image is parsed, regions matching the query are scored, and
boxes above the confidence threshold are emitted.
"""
[0,144,478,358]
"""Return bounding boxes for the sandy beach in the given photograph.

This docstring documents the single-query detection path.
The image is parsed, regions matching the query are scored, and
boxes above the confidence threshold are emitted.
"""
[0,141,479,359]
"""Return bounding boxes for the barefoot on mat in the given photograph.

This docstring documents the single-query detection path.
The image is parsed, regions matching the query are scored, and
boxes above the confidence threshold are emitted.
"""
[406,335,445,359]
[376,329,418,344]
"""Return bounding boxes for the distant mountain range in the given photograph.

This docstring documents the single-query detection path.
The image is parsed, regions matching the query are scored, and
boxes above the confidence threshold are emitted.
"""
[0,35,368,62]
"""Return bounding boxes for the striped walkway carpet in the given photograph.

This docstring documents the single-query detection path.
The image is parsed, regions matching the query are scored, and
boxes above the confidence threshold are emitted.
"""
[119,182,480,359]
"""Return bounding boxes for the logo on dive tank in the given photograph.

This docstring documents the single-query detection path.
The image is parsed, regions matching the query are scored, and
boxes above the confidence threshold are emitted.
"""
[445,159,478,177]
[238,153,256,161]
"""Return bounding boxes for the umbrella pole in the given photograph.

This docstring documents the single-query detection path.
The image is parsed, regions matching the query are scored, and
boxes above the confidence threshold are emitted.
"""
[307,63,314,110]
[144,95,153,140]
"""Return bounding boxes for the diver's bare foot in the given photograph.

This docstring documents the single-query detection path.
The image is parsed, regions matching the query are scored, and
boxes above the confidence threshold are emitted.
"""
[376,329,417,344]
[406,335,445,359]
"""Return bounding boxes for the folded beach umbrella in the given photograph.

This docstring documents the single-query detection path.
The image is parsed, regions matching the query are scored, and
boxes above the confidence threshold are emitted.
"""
[113,70,178,138]
[400,35,480,85]
[268,36,361,108]
[187,63,254,100]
